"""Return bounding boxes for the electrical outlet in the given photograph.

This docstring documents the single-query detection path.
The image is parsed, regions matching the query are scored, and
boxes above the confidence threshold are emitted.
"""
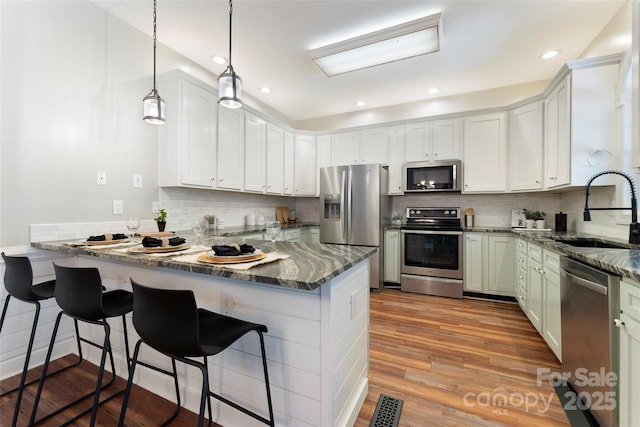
[221,293,234,315]
[97,171,107,186]
[112,200,124,215]
[133,174,142,188]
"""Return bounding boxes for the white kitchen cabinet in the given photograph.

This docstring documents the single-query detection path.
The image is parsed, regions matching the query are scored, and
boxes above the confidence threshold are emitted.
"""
[519,240,562,360]
[464,233,483,292]
[383,229,400,284]
[294,134,316,196]
[515,238,528,311]
[316,135,331,196]
[283,131,294,195]
[509,100,543,191]
[244,113,267,193]
[266,123,285,194]
[404,119,461,163]
[158,71,217,188]
[464,233,513,296]
[217,105,244,190]
[542,250,562,360]
[281,228,301,242]
[619,279,640,427]
[300,226,320,244]
[331,131,360,166]
[387,126,404,195]
[462,113,507,193]
[544,58,618,189]
[331,128,388,166]
[544,75,570,189]
[487,235,515,296]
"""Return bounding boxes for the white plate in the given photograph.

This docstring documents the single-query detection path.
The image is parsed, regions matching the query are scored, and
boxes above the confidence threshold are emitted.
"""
[207,249,262,261]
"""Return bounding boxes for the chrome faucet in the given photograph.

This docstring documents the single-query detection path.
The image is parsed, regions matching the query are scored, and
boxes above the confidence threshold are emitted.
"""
[583,170,640,244]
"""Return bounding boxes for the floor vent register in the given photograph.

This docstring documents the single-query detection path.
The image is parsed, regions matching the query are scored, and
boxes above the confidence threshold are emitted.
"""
[369,394,403,427]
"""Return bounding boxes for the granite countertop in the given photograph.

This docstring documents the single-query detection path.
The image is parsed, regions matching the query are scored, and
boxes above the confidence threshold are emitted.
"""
[31,228,374,291]
[207,222,319,237]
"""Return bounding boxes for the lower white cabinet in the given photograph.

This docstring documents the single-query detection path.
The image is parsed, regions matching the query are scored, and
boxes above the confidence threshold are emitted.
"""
[515,238,528,311]
[619,279,640,427]
[383,230,400,283]
[300,227,320,243]
[281,228,301,242]
[519,240,562,360]
[463,233,514,296]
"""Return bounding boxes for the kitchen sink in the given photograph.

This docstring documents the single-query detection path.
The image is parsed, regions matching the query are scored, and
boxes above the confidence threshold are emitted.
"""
[550,236,629,249]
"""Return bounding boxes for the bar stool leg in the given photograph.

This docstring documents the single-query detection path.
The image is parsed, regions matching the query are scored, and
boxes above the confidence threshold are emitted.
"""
[0,294,10,333]
[257,331,275,427]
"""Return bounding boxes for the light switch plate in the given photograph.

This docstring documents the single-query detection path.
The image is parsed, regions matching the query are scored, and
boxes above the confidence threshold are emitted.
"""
[133,174,142,188]
[112,200,124,215]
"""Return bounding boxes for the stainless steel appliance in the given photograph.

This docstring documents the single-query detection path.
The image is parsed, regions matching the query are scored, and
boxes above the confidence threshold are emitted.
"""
[319,164,389,289]
[401,208,463,298]
[402,160,462,193]
[560,257,620,427]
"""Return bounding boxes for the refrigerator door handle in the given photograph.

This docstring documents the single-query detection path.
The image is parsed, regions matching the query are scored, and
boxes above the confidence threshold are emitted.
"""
[341,169,347,241]
[347,167,353,242]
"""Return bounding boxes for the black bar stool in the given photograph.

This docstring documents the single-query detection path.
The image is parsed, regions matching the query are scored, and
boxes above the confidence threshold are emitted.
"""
[29,263,133,426]
[118,279,275,427]
[0,252,83,427]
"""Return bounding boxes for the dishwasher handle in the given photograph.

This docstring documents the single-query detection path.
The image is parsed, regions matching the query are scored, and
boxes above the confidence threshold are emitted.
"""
[564,270,608,295]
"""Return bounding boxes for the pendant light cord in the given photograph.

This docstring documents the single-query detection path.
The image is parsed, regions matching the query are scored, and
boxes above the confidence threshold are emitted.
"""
[227,0,233,66]
[152,0,158,92]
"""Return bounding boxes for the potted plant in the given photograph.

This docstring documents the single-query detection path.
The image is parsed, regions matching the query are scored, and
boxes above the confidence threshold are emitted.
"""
[391,212,402,226]
[533,211,546,229]
[204,214,216,230]
[154,208,167,232]
[522,209,536,229]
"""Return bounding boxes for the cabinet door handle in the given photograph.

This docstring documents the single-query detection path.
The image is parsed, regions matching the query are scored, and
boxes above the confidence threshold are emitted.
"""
[614,318,625,327]
[219,178,224,182]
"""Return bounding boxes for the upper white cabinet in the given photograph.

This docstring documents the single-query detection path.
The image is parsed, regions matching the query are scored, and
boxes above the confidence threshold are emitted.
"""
[217,105,244,190]
[294,134,317,196]
[244,113,267,193]
[404,119,461,163]
[544,75,571,188]
[158,71,217,188]
[509,100,543,191]
[462,113,507,193]
[544,58,618,189]
[387,126,405,195]
[283,131,295,195]
[266,124,286,195]
[331,128,388,166]
[316,135,331,196]
[331,131,360,166]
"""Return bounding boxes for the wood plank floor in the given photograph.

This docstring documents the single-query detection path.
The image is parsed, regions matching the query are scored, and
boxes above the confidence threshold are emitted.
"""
[1,289,569,426]
[355,289,569,426]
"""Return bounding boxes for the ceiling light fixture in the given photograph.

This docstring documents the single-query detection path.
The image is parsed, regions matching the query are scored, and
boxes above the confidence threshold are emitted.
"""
[260,87,272,94]
[218,0,242,109]
[211,55,228,65]
[428,87,439,94]
[541,50,559,60]
[310,13,441,77]
[142,0,165,125]
[355,100,366,107]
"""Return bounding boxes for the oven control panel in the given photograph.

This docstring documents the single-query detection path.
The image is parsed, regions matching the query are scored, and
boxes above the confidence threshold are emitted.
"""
[406,207,460,220]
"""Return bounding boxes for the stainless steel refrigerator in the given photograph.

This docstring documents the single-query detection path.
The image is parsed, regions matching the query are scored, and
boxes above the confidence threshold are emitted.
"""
[319,164,389,289]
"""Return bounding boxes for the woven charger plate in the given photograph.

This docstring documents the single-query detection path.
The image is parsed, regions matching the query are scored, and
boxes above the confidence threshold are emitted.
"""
[138,231,175,237]
[83,238,131,246]
[197,251,266,264]
[129,243,191,253]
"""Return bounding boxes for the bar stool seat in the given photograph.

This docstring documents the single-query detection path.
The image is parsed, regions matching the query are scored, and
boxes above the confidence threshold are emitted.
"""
[0,252,83,427]
[29,263,133,426]
[118,279,275,427]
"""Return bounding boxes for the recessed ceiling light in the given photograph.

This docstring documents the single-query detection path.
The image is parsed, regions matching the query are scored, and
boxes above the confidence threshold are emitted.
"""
[541,50,559,60]
[211,55,228,65]
[310,13,441,77]
[355,100,366,107]
[427,87,439,94]
[260,87,272,94]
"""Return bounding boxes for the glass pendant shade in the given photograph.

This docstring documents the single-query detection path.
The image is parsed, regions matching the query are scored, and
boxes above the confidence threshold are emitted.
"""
[218,66,242,109]
[143,89,165,124]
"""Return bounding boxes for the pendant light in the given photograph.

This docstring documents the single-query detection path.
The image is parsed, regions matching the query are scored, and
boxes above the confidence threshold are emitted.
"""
[143,0,165,124]
[218,0,242,109]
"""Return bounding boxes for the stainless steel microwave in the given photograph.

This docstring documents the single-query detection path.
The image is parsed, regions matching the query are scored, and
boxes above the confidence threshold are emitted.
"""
[402,160,462,193]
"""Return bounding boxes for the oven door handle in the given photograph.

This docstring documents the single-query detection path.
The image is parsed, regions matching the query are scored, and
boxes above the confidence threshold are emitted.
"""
[401,230,463,236]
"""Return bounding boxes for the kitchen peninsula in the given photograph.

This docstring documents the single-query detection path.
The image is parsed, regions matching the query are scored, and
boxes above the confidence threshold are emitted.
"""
[31,235,376,427]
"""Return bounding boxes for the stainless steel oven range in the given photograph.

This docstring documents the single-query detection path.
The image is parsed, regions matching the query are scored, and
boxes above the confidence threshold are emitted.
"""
[401,207,463,298]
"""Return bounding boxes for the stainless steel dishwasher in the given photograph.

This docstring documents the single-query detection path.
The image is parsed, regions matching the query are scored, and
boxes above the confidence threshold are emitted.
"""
[561,257,620,427]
